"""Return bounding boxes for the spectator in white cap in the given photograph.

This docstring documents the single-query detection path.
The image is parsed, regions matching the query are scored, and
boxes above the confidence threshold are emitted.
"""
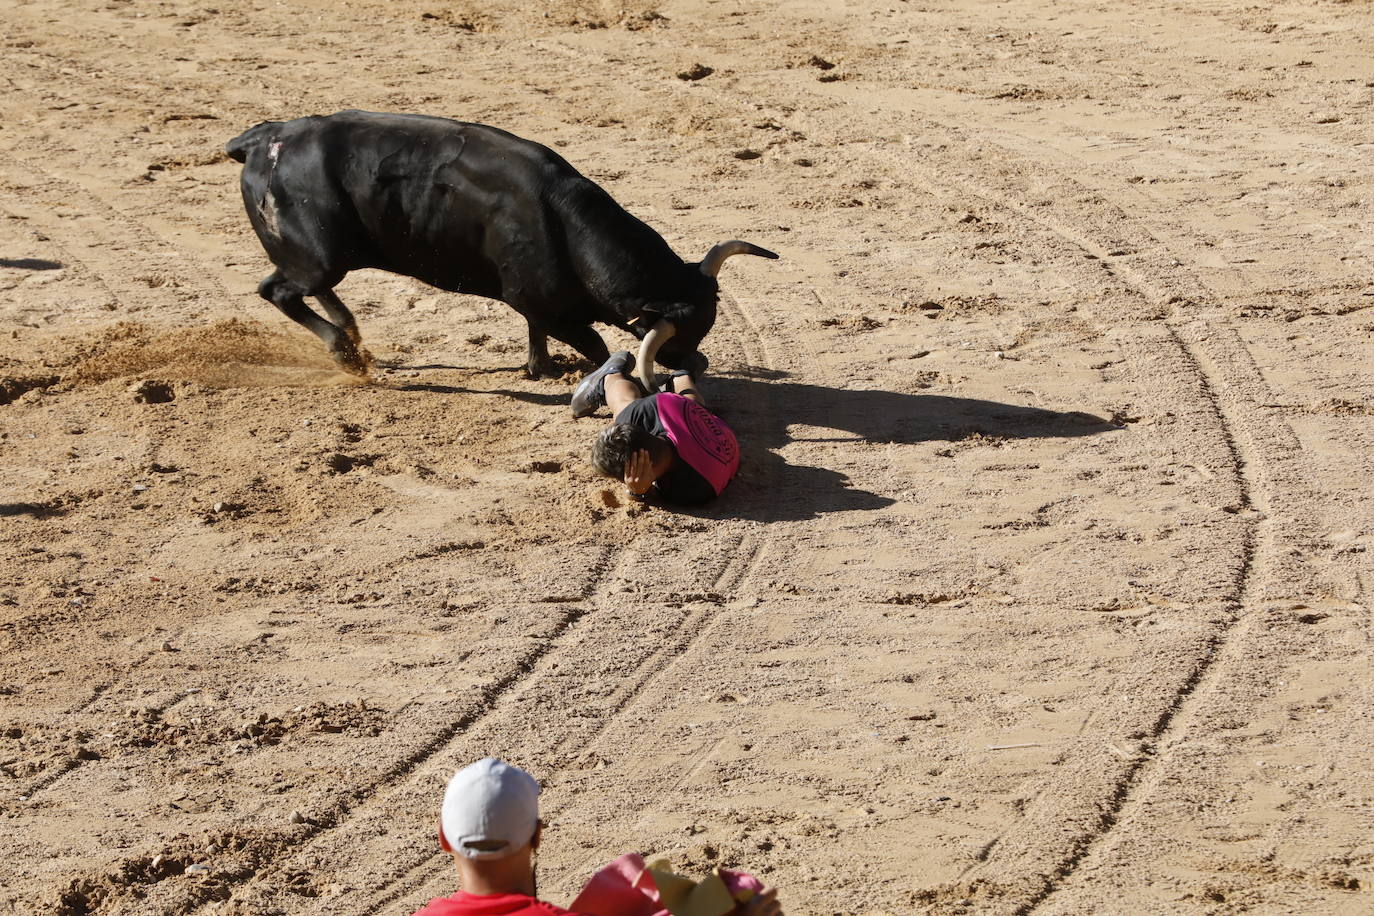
[414,757,570,916]
[414,757,783,916]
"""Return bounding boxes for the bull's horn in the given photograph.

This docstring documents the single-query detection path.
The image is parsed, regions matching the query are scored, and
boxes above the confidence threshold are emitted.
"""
[636,319,676,392]
[699,240,780,278]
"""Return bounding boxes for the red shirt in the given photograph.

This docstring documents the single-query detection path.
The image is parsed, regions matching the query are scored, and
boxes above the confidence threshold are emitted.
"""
[414,891,590,916]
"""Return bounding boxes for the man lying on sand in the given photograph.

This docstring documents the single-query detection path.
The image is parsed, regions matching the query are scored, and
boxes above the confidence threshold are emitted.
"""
[572,352,740,506]
[415,758,782,916]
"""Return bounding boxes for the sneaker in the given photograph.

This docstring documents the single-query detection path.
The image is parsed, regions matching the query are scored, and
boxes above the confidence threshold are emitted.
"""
[571,351,635,418]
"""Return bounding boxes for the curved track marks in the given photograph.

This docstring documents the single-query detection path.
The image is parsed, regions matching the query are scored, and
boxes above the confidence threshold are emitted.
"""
[860,115,1298,911]
[5,1,1366,912]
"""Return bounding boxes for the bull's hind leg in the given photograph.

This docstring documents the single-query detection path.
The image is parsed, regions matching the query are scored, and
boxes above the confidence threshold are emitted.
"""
[315,289,362,347]
[258,272,366,375]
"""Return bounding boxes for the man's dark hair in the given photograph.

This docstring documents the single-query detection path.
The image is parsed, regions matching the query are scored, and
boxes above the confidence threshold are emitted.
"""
[591,423,657,478]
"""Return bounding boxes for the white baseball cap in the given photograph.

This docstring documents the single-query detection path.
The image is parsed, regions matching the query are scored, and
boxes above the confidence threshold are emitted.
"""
[440,758,541,860]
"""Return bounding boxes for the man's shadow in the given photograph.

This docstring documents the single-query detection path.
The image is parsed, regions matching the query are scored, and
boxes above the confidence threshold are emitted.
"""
[382,360,1119,522]
[694,368,1118,522]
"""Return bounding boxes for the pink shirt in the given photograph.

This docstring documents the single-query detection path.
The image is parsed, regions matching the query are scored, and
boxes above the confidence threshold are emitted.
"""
[655,393,740,496]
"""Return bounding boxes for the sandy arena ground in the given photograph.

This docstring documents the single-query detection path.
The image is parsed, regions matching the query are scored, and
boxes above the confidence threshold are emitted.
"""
[1,0,1372,913]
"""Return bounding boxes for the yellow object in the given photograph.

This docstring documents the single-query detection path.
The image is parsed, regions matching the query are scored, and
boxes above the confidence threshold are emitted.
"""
[646,860,740,916]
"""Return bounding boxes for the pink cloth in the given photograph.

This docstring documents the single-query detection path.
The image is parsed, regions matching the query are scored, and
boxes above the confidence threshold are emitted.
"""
[570,853,764,916]
[570,854,663,916]
[655,393,740,496]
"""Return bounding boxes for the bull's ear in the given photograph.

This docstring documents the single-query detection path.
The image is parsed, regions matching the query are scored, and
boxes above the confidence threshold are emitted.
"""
[628,307,661,337]
[638,301,690,323]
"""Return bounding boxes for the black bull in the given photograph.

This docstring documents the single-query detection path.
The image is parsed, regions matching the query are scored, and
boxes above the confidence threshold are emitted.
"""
[225,110,777,390]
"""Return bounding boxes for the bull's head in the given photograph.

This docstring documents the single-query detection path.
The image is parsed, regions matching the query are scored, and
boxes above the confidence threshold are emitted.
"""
[636,240,778,392]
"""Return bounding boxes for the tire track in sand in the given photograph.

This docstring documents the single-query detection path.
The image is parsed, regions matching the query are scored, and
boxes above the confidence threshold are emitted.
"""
[887,121,1310,912]
[52,545,618,915]
[344,270,789,915]
[688,55,1292,910]
[353,541,772,914]
[10,651,192,802]
[837,103,1304,912]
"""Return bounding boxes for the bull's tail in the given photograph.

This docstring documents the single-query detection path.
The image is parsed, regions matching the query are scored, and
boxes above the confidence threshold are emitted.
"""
[225,121,283,163]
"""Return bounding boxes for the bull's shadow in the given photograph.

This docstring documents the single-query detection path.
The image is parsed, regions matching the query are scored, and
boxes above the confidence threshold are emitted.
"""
[688,369,1118,522]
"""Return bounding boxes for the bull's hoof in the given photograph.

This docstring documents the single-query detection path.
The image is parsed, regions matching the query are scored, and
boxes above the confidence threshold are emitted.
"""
[525,358,559,380]
[332,345,373,378]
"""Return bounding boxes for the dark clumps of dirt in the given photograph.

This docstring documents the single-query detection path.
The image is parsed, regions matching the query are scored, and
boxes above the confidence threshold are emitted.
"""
[989,84,1056,101]
[900,294,1012,315]
[0,373,60,405]
[130,379,175,404]
[419,8,488,31]
[325,452,378,474]
[1309,397,1374,416]
[542,351,596,377]
[0,725,91,779]
[113,700,386,751]
[49,826,290,915]
[678,63,714,81]
[818,315,884,331]
[787,53,836,71]
[881,591,965,606]
[1317,869,1360,891]
[211,574,320,595]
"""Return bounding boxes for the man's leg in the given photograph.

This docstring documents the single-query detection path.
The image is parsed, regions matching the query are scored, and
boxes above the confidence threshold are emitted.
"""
[605,374,646,416]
